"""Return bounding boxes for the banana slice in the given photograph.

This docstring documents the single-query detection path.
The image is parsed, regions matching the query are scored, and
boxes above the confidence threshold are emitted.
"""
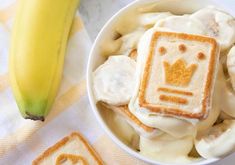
[191,7,235,51]
[220,86,235,118]
[93,55,136,105]
[195,120,235,158]
[219,112,235,121]
[196,71,221,133]
[100,37,122,57]
[117,28,145,55]
[139,12,172,28]
[140,134,193,163]
[227,46,235,90]
[154,15,206,35]
[216,60,235,118]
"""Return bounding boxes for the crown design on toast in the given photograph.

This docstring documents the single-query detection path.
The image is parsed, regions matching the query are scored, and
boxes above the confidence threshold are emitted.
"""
[56,154,86,164]
[163,59,197,86]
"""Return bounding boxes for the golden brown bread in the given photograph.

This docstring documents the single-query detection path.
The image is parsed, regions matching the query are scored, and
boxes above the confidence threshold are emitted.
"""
[32,132,103,165]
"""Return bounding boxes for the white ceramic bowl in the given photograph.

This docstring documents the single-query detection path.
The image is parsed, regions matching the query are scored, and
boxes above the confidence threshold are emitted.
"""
[87,0,234,164]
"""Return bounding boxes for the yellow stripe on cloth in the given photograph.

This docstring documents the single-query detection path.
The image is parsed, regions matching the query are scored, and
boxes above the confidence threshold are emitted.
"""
[0,73,9,91]
[46,79,86,121]
[93,135,148,165]
[69,16,84,37]
[0,79,87,156]
[0,3,17,23]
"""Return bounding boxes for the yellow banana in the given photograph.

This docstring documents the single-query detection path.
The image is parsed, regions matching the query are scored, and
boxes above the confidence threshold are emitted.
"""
[9,0,80,121]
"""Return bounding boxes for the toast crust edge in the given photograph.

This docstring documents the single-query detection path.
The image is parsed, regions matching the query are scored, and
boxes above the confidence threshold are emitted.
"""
[32,132,103,165]
[139,31,218,119]
[100,102,155,132]
[119,105,155,132]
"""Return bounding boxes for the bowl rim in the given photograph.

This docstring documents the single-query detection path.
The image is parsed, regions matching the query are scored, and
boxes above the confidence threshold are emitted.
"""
[86,0,221,164]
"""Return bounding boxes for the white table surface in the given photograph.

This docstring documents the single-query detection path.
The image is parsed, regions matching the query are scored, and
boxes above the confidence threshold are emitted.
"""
[79,0,235,164]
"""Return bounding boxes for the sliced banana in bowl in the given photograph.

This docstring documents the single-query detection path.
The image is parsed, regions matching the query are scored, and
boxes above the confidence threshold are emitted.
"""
[195,120,235,159]
[220,85,235,118]
[139,12,173,28]
[196,80,221,133]
[88,1,235,164]
[140,133,194,163]
[116,28,145,55]
[191,7,235,51]
[154,15,206,35]
[93,55,136,105]
[216,55,235,118]
[227,46,235,90]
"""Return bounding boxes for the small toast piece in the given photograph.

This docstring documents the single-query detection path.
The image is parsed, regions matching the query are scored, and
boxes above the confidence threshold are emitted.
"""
[32,132,103,165]
[139,31,219,119]
[100,102,160,138]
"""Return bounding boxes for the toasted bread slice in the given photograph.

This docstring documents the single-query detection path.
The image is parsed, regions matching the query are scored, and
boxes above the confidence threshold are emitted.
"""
[99,102,159,138]
[138,31,219,119]
[32,132,103,165]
